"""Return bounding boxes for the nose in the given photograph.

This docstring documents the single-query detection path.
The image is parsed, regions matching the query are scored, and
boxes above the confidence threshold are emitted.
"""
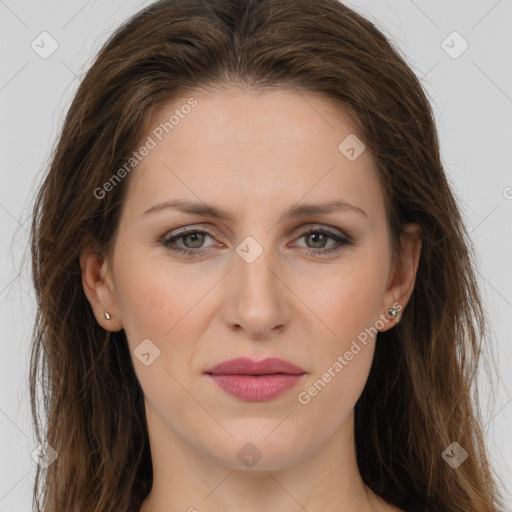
[221,238,290,339]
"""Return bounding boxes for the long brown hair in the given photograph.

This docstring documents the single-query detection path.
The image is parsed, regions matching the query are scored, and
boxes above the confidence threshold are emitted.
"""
[29,0,508,510]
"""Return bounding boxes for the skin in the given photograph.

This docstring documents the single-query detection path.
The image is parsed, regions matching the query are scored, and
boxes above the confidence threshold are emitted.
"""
[81,85,422,512]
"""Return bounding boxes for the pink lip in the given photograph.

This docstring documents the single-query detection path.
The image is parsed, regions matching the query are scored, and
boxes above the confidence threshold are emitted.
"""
[205,357,307,402]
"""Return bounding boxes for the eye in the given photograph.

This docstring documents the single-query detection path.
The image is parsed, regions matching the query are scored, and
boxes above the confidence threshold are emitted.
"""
[161,228,218,256]
[293,227,351,256]
[160,225,352,257]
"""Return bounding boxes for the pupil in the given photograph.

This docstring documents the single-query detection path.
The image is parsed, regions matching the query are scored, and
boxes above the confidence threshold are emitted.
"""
[185,233,204,248]
[308,233,326,248]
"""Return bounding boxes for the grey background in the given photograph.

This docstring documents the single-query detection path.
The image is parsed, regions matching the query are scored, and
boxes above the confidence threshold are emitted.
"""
[0,0,511,510]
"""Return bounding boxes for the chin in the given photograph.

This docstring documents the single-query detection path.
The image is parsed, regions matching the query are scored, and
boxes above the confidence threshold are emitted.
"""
[204,426,310,472]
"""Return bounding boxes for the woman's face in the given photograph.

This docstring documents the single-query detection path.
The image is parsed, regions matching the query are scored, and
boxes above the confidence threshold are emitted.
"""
[83,86,421,471]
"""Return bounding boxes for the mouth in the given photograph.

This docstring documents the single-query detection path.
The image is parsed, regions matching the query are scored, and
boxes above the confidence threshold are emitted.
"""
[204,357,307,402]
[205,356,306,376]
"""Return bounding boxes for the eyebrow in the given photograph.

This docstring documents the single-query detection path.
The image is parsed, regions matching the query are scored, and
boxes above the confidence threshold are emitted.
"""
[142,198,368,220]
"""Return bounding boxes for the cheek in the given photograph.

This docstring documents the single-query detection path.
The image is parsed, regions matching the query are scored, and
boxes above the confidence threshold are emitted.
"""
[295,250,388,345]
[293,251,388,414]
[114,251,213,340]
[113,259,208,413]
[295,282,380,432]
[113,253,222,398]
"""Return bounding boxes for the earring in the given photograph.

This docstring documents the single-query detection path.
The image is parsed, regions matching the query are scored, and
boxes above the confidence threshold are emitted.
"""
[386,307,400,322]
[104,312,111,320]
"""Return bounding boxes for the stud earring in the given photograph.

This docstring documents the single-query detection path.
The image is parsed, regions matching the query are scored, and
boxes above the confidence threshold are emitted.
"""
[104,312,111,320]
[386,307,400,322]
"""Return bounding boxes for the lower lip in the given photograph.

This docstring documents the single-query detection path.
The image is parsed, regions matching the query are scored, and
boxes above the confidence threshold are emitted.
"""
[207,373,306,401]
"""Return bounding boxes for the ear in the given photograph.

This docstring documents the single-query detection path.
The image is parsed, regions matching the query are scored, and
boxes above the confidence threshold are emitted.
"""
[79,242,123,332]
[378,222,422,332]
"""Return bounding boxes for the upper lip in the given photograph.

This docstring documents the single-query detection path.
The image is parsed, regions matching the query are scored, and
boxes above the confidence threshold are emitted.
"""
[205,357,306,375]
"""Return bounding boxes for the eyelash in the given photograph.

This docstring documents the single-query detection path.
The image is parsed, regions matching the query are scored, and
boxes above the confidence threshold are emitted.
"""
[160,226,352,257]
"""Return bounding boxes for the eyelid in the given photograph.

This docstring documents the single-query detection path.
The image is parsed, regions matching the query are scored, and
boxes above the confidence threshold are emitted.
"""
[161,224,221,241]
[160,226,221,250]
[293,223,347,239]
[162,223,348,243]
[189,225,220,237]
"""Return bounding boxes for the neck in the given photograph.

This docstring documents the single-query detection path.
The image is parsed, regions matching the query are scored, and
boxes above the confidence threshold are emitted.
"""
[139,407,393,512]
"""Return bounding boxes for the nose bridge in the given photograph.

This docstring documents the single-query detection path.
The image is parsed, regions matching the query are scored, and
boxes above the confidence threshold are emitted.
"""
[234,233,279,299]
[225,232,286,334]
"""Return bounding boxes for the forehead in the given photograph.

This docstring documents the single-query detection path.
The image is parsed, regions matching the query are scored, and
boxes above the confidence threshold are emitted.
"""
[123,86,385,224]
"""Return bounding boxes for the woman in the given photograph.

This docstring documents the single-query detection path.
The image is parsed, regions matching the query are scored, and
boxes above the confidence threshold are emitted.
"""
[29,0,508,511]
